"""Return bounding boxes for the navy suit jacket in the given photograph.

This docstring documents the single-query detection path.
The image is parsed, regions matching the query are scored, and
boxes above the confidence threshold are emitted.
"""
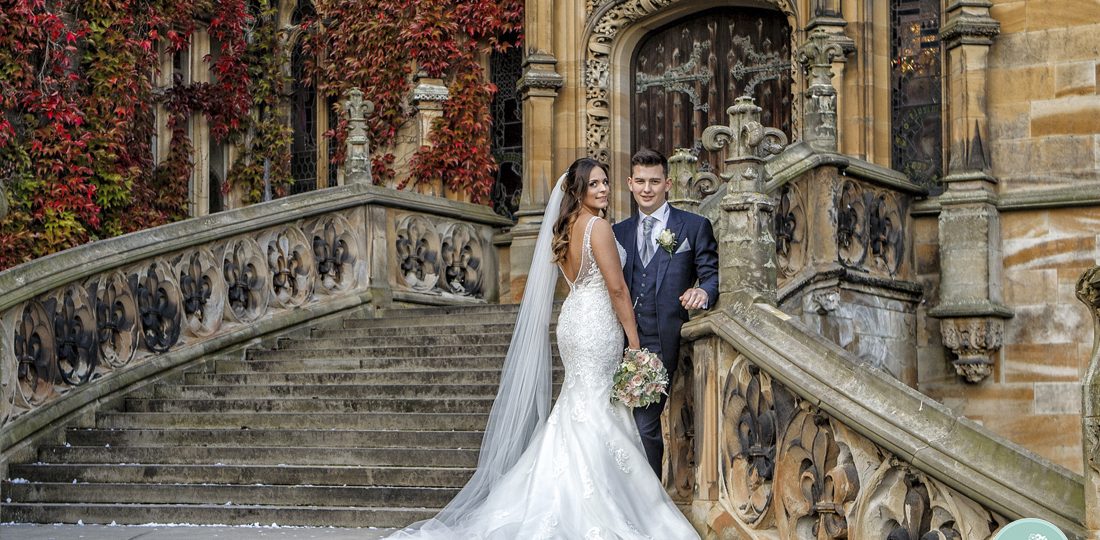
[613,205,719,368]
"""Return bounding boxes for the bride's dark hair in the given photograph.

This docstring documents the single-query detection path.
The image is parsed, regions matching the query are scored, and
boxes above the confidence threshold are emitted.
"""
[551,157,609,264]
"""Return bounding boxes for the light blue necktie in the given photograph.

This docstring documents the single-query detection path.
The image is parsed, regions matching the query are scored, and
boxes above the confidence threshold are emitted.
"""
[640,216,656,267]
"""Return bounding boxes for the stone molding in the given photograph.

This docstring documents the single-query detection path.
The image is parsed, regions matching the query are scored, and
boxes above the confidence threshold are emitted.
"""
[517,52,564,94]
[912,184,1100,215]
[940,14,1001,48]
[411,81,450,102]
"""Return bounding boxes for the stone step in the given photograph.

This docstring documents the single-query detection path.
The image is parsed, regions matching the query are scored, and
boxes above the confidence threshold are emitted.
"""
[8,463,474,488]
[216,356,515,373]
[64,428,483,449]
[3,482,460,508]
[251,344,513,358]
[376,303,520,317]
[279,332,514,349]
[125,397,495,414]
[342,312,525,327]
[153,383,505,399]
[1,502,436,528]
[182,369,551,386]
[313,322,531,338]
[96,412,488,431]
[38,445,478,467]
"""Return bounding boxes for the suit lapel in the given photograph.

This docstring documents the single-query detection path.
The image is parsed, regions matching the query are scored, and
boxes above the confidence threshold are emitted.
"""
[655,207,687,294]
[621,215,638,285]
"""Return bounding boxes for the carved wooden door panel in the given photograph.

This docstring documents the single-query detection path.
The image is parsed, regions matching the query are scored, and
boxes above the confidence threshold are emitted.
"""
[633,8,792,174]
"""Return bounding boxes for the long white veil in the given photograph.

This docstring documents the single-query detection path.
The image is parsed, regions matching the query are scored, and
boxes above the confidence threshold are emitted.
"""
[388,173,567,537]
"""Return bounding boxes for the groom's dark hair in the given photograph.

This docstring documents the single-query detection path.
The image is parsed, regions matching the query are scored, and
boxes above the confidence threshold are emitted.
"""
[630,148,669,178]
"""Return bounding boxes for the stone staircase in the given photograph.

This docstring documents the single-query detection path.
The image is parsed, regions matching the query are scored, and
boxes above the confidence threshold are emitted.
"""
[2,304,558,527]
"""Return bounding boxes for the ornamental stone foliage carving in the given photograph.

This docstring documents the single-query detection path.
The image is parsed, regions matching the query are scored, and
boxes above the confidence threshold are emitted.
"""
[394,213,491,299]
[0,212,366,426]
[665,351,695,501]
[939,317,1004,383]
[701,340,1008,539]
[134,260,184,353]
[261,227,316,308]
[222,238,270,324]
[440,223,485,297]
[1076,266,1100,479]
[52,283,98,386]
[309,214,363,294]
[92,271,141,368]
[836,180,906,277]
[175,248,226,338]
[775,183,808,279]
[584,0,798,162]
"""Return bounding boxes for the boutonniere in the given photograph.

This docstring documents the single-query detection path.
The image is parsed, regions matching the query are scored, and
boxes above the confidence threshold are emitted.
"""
[656,229,677,255]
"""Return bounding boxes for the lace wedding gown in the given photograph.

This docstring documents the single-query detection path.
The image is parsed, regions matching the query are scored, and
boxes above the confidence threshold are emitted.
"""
[391,217,699,540]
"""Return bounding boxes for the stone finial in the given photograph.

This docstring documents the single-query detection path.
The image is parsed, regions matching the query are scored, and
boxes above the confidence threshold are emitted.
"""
[344,88,374,185]
[668,148,719,213]
[701,95,787,307]
[797,28,845,153]
[1076,266,1100,536]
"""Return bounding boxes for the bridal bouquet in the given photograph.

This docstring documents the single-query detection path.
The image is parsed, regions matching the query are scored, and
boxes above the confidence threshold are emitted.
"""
[611,348,669,408]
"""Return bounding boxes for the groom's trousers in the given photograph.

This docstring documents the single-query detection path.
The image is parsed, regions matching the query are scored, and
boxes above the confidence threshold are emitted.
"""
[633,294,668,478]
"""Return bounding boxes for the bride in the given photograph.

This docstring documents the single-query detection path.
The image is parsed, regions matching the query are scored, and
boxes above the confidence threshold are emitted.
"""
[387,158,700,539]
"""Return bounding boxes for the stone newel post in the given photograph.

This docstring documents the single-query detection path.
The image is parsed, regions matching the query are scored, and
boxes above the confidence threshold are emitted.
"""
[797,28,845,153]
[1076,267,1100,539]
[701,96,788,307]
[343,88,374,186]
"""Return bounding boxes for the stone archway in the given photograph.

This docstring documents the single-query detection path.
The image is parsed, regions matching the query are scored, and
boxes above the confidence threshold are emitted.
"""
[583,0,801,168]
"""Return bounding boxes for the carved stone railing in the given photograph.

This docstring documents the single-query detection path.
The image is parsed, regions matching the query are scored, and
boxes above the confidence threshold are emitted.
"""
[1075,266,1100,538]
[663,305,1087,539]
[0,182,509,473]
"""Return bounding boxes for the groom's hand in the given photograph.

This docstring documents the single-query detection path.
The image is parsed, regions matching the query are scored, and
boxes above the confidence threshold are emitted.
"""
[679,288,709,310]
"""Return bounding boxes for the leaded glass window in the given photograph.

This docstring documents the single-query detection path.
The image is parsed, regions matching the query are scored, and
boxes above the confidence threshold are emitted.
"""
[891,0,943,191]
[289,39,317,195]
[489,44,523,222]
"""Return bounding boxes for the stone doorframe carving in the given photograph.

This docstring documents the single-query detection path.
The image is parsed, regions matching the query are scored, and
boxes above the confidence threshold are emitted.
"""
[584,0,804,199]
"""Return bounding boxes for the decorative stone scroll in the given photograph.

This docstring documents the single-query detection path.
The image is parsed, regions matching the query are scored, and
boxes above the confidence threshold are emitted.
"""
[394,213,491,299]
[175,248,226,338]
[774,183,807,279]
[835,180,905,277]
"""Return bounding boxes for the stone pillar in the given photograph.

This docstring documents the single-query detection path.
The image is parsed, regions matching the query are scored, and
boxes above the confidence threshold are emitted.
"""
[0,180,8,222]
[1076,266,1100,539]
[702,96,788,307]
[508,52,563,301]
[411,72,449,196]
[928,1,1008,383]
[797,28,847,153]
[343,88,374,186]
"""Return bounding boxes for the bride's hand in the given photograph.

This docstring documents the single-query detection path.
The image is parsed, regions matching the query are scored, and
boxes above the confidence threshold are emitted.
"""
[626,341,640,351]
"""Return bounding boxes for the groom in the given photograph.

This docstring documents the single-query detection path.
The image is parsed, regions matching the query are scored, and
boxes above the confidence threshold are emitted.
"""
[613,148,719,478]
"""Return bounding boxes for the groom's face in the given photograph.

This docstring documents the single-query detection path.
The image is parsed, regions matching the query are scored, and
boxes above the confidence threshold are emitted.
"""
[628,164,671,215]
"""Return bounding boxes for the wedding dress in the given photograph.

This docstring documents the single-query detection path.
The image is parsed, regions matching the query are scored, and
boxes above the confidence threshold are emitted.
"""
[388,216,699,539]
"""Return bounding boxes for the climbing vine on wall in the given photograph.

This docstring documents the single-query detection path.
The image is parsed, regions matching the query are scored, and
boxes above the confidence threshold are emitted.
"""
[305,0,523,202]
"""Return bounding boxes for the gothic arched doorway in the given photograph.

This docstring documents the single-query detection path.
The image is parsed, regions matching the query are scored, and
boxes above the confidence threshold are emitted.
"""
[631,8,792,174]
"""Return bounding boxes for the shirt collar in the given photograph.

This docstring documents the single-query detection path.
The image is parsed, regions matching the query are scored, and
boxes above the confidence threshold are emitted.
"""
[639,202,670,224]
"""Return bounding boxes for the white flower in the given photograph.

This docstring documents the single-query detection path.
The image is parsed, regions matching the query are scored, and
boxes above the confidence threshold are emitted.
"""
[656,229,676,254]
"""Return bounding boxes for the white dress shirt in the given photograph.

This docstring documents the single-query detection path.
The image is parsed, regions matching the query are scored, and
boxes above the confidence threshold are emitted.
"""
[636,202,671,261]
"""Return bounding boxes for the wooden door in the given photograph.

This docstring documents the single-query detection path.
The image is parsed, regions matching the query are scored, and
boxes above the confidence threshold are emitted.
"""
[633,8,792,175]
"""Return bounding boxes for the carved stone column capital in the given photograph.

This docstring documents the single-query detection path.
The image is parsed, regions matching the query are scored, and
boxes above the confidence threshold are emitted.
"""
[411,73,450,104]
[940,11,1001,50]
[517,51,563,98]
[343,88,374,185]
[798,28,846,89]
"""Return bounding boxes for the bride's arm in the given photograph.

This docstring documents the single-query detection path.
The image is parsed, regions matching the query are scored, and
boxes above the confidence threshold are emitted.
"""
[589,218,641,350]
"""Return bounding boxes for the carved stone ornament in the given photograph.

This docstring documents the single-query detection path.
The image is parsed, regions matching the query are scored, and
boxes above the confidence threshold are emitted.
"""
[344,88,374,185]
[774,183,807,279]
[91,271,141,368]
[939,317,1004,383]
[664,351,695,501]
[175,247,227,338]
[797,28,845,89]
[848,461,998,539]
[585,0,796,162]
[222,238,271,324]
[412,79,450,102]
[811,288,841,315]
[134,260,183,353]
[720,354,779,527]
[940,13,1001,49]
[774,405,859,540]
[440,223,486,298]
[1077,266,1100,476]
[261,226,316,308]
[309,213,362,293]
[52,283,99,386]
[395,215,442,293]
[13,301,57,408]
[0,316,15,423]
